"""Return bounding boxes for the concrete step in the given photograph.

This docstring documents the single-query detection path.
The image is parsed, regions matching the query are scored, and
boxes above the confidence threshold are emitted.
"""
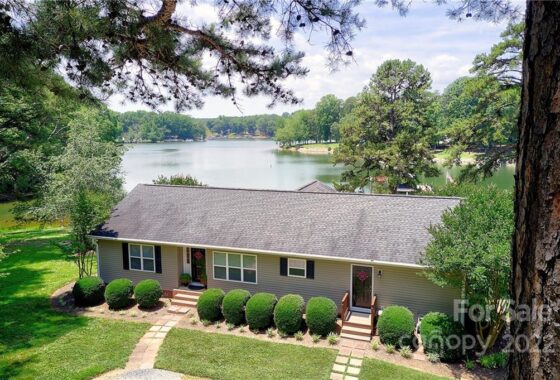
[343,320,372,329]
[341,325,372,337]
[173,288,204,297]
[168,305,190,314]
[174,293,200,302]
[340,332,372,342]
[170,299,197,307]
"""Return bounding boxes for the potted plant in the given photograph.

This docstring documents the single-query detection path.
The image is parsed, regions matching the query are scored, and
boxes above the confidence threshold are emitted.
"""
[179,273,192,286]
[200,273,207,287]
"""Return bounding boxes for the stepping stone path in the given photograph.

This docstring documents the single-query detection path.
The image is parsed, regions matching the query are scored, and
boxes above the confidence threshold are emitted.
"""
[330,339,368,380]
[125,312,188,370]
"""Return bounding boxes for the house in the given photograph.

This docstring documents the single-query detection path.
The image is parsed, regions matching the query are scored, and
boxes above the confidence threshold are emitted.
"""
[90,183,461,340]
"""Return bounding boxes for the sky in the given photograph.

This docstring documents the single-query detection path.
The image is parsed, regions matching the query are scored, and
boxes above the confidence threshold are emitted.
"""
[107,1,522,118]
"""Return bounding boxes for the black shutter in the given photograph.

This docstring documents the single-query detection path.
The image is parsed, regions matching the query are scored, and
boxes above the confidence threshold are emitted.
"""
[280,257,287,276]
[155,246,162,273]
[306,260,315,279]
[122,242,129,270]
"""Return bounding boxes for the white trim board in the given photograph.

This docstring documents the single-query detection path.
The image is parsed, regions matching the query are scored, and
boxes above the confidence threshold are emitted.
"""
[88,235,426,269]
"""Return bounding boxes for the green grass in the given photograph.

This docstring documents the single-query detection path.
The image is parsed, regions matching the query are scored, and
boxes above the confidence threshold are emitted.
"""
[0,201,65,230]
[0,227,149,380]
[433,150,478,161]
[361,358,449,380]
[156,328,337,380]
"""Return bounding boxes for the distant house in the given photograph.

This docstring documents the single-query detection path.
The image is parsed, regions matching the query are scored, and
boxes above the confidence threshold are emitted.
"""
[90,182,461,340]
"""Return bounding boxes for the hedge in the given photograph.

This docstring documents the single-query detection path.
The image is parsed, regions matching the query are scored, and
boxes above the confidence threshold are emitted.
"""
[305,297,338,336]
[104,278,134,309]
[274,294,305,334]
[197,288,225,321]
[245,293,277,330]
[72,276,105,306]
[222,289,251,325]
[420,312,465,361]
[134,279,163,309]
[377,305,415,347]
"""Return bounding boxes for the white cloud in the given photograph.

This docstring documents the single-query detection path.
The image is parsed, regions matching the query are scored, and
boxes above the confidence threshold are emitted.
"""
[107,1,520,117]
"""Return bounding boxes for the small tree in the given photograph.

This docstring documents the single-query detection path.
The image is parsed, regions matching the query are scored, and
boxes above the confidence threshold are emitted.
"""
[422,184,513,352]
[152,174,205,186]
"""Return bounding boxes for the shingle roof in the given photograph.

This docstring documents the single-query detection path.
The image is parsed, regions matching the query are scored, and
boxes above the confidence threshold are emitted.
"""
[91,184,461,265]
[297,180,337,193]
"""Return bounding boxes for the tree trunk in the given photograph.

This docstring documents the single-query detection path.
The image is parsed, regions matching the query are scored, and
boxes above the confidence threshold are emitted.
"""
[510,2,560,378]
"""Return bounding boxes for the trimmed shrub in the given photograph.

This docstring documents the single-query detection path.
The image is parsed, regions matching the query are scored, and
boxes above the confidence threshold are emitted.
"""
[104,278,134,309]
[134,279,163,309]
[222,289,251,325]
[245,292,277,330]
[377,305,415,347]
[420,312,465,362]
[273,294,305,334]
[197,288,225,321]
[72,276,105,306]
[305,297,338,336]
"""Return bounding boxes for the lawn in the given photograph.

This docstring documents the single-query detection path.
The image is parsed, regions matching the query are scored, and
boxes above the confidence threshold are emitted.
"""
[156,328,337,380]
[361,358,448,380]
[0,227,149,380]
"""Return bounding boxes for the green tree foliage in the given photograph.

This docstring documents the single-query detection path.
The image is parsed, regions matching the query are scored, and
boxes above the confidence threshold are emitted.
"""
[119,111,205,142]
[422,184,513,351]
[152,174,205,186]
[440,23,522,179]
[3,0,365,110]
[15,108,125,277]
[274,110,315,147]
[202,114,285,138]
[314,94,343,142]
[334,59,439,192]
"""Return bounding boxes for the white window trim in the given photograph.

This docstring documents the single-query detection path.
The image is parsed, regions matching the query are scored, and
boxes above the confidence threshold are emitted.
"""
[287,258,307,278]
[213,251,257,284]
[129,244,156,273]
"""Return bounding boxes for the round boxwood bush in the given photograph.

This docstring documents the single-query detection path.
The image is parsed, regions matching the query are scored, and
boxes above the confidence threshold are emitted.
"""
[245,293,277,330]
[377,305,415,347]
[104,278,134,309]
[420,312,465,362]
[305,297,338,336]
[134,279,163,309]
[222,289,251,325]
[274,294,305,335]
[72,276,105,306]
[197,288,225,321]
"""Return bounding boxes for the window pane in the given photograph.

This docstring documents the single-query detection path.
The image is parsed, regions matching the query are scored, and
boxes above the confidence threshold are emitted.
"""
[228,253,241,268]
[289,259,305,269]
[214,252,227,266]
[214,266,227,279]
[130,257,142,270]
[142,245,154,258]
[143,258,154,271]
[289,268,305,277]
[243,255,256,269]
[243,269,256,283]
[229,267,242,281]
[130,245,141,257]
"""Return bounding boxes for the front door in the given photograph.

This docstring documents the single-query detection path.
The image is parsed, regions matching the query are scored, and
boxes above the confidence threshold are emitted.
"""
[191,248,206,283]
[351,265,373,311]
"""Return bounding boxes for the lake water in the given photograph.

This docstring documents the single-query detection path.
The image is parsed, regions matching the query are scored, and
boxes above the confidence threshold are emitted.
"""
[122,140,515,191]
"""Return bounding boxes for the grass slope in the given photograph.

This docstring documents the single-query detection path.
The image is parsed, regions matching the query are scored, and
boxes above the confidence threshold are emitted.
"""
[361,358,449,380]
[0,227,149,380]
[156,328,336,380]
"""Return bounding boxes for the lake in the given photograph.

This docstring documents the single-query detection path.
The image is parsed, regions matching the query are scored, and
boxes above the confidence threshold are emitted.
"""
[122,140,515,191]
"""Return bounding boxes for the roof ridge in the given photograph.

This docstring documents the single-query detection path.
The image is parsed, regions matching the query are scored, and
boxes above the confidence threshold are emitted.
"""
[138,183,463,200]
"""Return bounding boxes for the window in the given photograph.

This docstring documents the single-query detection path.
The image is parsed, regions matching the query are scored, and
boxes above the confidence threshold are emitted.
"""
[288,258,306,278]
[213,252,257,283]
[129,244,155,272]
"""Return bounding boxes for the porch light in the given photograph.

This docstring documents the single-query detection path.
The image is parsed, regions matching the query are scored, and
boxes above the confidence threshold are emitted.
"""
[377,269,383,277]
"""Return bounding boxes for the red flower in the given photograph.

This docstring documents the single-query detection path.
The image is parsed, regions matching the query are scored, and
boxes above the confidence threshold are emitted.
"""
[356,270,369,283]
[194,251,203,261]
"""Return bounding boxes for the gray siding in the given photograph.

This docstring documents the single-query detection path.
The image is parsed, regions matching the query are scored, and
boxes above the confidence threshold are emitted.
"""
[97,240,181,290]
[206,250,349,306]
[374,265,461,316]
